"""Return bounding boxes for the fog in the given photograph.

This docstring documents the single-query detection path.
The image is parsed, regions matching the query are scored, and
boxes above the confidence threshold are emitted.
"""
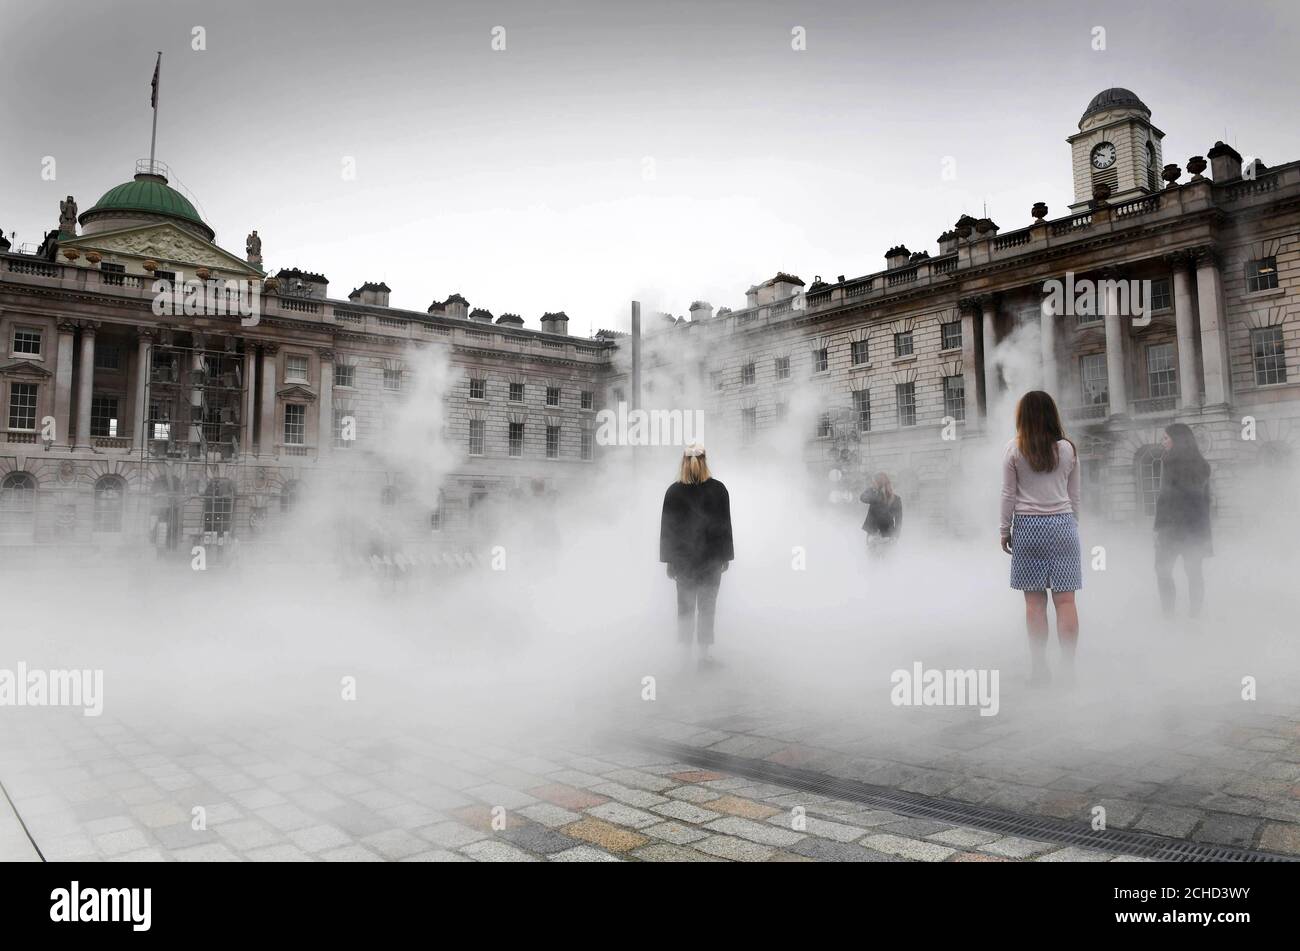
[4,322,1299,845]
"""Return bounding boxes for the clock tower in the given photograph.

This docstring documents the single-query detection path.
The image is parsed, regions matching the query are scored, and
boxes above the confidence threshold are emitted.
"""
[1067,88,1165,210]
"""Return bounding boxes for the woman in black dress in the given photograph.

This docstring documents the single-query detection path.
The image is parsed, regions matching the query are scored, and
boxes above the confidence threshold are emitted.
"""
[1154,423,1212,618]
[660,443,734,668]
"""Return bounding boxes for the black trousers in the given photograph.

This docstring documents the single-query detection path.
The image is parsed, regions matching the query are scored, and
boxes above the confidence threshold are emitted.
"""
[676,569,722,645]
[1155,538,1204,618]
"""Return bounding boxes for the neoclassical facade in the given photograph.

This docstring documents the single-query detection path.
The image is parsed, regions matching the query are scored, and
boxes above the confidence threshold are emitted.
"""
[3,89,1298,552]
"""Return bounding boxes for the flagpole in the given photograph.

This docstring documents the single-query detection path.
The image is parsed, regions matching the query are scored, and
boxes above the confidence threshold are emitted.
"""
[149,52,161,175]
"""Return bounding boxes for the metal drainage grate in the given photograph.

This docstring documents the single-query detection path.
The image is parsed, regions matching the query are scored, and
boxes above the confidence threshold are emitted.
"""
[615,734,1298,863]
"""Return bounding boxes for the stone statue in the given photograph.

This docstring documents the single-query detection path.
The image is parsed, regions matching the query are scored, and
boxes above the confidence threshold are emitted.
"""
[246,229,262,265]
[59,196,78,235]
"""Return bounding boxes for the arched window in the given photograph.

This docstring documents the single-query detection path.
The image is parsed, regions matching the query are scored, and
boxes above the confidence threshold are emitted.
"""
[1146,141,1158,191]
[93,475,126,533]
[280,479,301,514]
[0,472,37,535]
[1135,446,1163,516]
[203,478,235,535]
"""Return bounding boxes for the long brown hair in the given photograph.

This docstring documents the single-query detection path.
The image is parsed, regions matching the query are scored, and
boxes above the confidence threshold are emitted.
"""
[1015,390,1073,473]
[678,445,712,484]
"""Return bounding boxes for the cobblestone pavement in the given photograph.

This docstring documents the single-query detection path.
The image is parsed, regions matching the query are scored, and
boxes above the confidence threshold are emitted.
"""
[0,708,1155,863]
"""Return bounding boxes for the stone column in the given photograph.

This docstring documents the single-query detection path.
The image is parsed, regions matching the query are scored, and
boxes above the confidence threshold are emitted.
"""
[189,333,206,449]
[1167,251,1201,409]
[132,328,153,451]
[259,344,279,456]
[74,321,98,448]
[1101,270,1128,415]
[1039,292,1058,398]
[957,298,982,419]
[243,345,258,456]
[54,321,77,448]
[317,348,334,459]
[1194,247,1231,407]
[980,295,999,406]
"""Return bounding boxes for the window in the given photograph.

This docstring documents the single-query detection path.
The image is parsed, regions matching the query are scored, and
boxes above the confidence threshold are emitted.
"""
[813,348,828,373]
[852,389,871,433]
[546,386,561,407]
[509,382,525,402]
[100,262,126,285]
[1136,447,1163,516]
[1149,278,1171,312]
[943,375,966,421]
[774,356,790,380]
[580,429,594,460]
[775,401,789,423]
[940,322,962,351]
[1246,257,1278,293]
[816,412,831,438]
[150,402,171,442]
[285,354,308,382]
[546,424,560,458]
[94,345,122,371]
[333,364,355,388]
[93,476,126,533]
[710,371,723,391]
[468,419,485,455]
[7,382,37,430]
[894,331,914,358]
[851,340,870,366]
[284,404,306,445]
[11,328,42,357]
[1252,326,1287,385]
[332,408,354,448]
[90,395,119,438]
[581,390,594,410]
[281,480,301,514]
[741,362,755,386]
[1080,353,1108,407]
[154,269,176,284]
[509,422,524,457]
[613,387,625,405]
[1145,141,1158,192]
[469,377,486,400]
[0,472,36,535]
[383,367,403,391]
[381,485,398,508]
[1146,343,1177,398]
[430,494,445,532]
[896,382,917,426]
[203,479,235,535]
[741,407,756,444]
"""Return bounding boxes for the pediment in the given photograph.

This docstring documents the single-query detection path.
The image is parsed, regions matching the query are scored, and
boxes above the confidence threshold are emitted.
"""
[63,222,259,277]
[276,384,318,402]
[0,359,54,379]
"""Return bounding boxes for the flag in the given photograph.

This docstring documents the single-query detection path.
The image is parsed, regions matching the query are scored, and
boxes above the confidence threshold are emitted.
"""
[150,53,160,108]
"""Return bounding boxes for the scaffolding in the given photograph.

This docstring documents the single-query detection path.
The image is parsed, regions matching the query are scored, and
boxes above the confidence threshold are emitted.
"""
[138,330,248,555]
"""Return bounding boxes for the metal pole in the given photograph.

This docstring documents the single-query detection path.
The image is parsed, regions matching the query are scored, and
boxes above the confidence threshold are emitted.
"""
[149,52,161,174]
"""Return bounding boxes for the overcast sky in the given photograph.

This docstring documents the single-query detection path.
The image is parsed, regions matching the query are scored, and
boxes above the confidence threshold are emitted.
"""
[3,0,1298,333]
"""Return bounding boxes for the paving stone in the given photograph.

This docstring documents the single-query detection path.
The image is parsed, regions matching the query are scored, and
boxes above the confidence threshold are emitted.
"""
[1193,813,1261,847]
[287,824,353,853]
[529,783,608,811]
[587,802,661,829]
[517,803,583,828]
[650,801,722,824]
[562,818,650,852]
[928,827,1002,848]
[664,785,721,804]
[1258,822,1300,855]
[669,770,725,783]
[951,851,1012,862]
[1036,846,1115,862]
[360,829,429,859]
[401,850,472,862]
[787,837,905,862]
[320,845,384,862]
[707,795,780,820]
[171,842,242,862]
[460,839,539,862]
[255,803,319,832]
[602,769,676,793]
[500,822,583,855]
[631,843,723,862]
[1133,805,1202,838]
[548,845,622,862]
[215,819,284,851]
[703,816,804,847]
[694,835,775,862]
[589,782,669,809]
[980,836,1059,859]
[861,833,957,862]
[643,821,710,845]
[93,828,151,856]
[108,848,169,862]
[246,844,314,862]
[879,818,957,838]
[826,809,904,828]
[417,821,488,848]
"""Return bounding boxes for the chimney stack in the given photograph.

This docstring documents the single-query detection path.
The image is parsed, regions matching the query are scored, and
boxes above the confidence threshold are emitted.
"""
[689,300,713,322]
[885,245,911,269]
[348,281,391,307]
[1207,141,1244,182]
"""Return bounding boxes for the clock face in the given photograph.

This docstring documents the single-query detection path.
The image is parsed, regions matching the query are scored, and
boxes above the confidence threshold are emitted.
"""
[1091,142,1117,170]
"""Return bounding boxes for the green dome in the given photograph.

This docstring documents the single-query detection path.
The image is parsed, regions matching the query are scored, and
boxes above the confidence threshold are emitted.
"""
[82,174,212,237]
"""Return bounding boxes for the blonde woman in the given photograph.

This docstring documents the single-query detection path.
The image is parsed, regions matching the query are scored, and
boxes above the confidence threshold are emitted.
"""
[1000,390,1082,687]
[660,443,734,669]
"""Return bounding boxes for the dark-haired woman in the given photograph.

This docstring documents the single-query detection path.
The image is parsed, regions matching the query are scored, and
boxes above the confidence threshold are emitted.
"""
[1154,423,1212,618]
[1000,390,1082,687]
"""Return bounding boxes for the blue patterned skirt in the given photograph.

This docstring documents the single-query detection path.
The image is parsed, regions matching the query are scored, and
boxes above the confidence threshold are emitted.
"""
[1009,513,1082,592]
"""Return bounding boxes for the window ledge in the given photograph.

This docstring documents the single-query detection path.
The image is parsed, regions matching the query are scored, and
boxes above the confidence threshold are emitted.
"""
[1242,287,1285,302]
[892,355,917,365]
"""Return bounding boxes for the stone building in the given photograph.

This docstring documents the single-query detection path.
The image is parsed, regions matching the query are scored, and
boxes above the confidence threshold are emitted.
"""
[617,89,1299,532]
[3,88,1298,554]
[0,161,613,558]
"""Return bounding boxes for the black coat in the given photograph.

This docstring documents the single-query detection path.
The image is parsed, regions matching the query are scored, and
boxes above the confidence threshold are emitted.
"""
[860,487,903,537]
[660,479,734,575]
[1154,454,1212,551]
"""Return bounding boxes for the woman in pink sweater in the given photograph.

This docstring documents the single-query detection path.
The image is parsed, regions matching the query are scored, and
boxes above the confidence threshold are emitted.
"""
[1000,390,1082,686]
